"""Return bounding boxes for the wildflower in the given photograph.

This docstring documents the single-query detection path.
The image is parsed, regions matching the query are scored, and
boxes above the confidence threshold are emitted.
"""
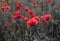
[33,16,40,22]
[24,7,30,12]
[27,16,40,27]
[28,10,35,17]
[43,14,52,21]
[32,1,37,7]
[13,11,28,21]
[16,3,22,10]
[5,5,11,10]
[0,6,5,11]
[48,0,52,3]
[27,18,38,27]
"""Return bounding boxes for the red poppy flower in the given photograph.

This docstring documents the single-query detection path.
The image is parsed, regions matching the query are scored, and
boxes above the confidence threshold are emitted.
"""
[27,18,38,27]
[5,5,11,10]
[24,7,30,12]
[28,10,35,16]
[27,16,40,27]
[13,11,21,20]
[32,1,37,7]
[16,3,22,10]
[32,16,40,22]
[0,6,5,11]
[13,15,28,21]
[48,0,52,2]
[43,14,52,21]
[13,11,28,21]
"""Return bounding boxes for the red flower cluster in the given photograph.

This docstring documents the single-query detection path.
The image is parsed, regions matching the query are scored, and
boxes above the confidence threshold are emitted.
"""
[0,2,52,27]
[0,5,11,11]
[27,10,40,27]
[13,10,28,21]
